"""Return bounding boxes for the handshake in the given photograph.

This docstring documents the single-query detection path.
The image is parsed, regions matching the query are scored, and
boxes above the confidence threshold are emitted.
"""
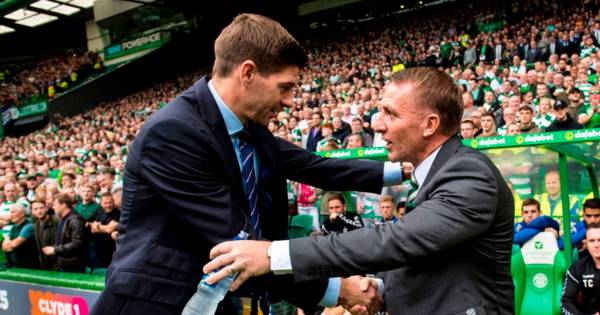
[202,240,384,315]
[336,276,383,315]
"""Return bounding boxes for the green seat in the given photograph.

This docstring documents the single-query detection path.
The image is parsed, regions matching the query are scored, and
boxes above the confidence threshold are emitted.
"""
[512,232,566,315]
[288,226,308,239]
[512,244,521,255]
[288,214,314,238]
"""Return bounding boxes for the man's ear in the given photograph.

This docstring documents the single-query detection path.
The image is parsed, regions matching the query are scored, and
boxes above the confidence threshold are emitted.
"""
[239,60,257,86]
[422,113,441,137]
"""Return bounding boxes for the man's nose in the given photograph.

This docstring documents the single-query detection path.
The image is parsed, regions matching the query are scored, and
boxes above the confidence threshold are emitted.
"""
[372,116,385,133]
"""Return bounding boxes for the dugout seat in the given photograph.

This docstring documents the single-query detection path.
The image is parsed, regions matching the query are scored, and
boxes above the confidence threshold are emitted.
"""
[288,214,314,238]
[511,231,566,315]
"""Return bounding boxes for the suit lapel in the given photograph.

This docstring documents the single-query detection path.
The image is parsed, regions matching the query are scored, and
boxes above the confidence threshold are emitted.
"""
[413,136,463,205]
[193,77,247,210]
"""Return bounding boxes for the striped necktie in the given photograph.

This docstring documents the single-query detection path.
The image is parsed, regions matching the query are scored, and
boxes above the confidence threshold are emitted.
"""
[406,172,419,211]
[238,130,261,239]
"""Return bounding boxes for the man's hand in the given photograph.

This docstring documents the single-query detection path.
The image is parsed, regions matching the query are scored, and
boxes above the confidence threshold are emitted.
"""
[1,239,12,252]
[356,203,365,214]
[330,212,340,221]
[339,276,382,315]
[90,221,101,233]
[42,246,55,256]
[203,240,272,291]
[545,227,559,239]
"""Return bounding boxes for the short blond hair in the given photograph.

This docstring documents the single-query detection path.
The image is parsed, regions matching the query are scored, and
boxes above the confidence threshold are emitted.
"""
[380,195,394,204]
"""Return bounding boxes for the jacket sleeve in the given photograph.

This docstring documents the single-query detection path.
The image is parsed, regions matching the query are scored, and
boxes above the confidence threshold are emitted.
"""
[54,217,87,256]
[571,223,587,247]
[561,267,585,315]
[289,152,504,281]
[513,226,543,246]
[277,137,386,193]
[339,214,364,230]
[559,222,585,250]
[514,216,559,246]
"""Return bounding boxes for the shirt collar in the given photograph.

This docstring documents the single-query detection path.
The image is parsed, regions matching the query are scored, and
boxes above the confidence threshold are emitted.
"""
[413,145,442,186]
[208,80,243,136]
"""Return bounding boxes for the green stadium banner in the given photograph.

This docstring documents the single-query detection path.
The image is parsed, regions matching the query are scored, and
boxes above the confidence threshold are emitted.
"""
[465,129,600,149]
[313,129,600,160]
[316,147,388,160]
[105,31,171,61]
[16,101,48,120]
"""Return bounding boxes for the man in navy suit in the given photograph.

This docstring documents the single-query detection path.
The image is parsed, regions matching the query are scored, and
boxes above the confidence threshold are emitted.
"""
[306,112,324,152]
[91,13,398,315]
[526,41,543,63]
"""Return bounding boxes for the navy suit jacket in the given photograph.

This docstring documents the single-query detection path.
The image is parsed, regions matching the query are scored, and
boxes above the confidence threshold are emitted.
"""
[97,77,386,314]
[306,127,323,152]
[526,47,543,63]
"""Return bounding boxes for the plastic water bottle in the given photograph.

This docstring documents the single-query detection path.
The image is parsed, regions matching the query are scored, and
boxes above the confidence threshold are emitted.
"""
[181,231,249,315]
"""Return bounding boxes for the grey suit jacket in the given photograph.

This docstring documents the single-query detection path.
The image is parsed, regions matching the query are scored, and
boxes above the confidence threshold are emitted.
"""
[289,136,514,315]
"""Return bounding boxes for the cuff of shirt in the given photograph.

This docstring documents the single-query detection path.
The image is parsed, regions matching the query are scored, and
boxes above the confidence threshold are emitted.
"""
[270,240,293,275]
[383,161,403,185]
[319,277,341,307]
[374,278,385,297]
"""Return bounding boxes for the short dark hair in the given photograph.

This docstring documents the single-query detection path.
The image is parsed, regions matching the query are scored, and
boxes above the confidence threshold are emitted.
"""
[351,117,364,124]
[586,222,600,234]
[327,193,346,206]
[97,167,115,176]
[482,112,495,120]
[31,199,46,207]
[461,119,475,128]
[522,198,540,211]
[213,13,307,77]
[396,200,406,210]
[518,105,534,113]
[584,198,600,211]
[347,132,364,143]
[54,193,74,209]
[390,67,463,135]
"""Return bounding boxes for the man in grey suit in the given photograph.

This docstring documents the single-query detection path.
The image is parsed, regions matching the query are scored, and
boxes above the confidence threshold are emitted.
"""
[204,67,515,314]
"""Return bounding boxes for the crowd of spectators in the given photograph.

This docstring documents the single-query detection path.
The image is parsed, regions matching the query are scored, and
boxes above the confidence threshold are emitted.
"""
[0,70,200,271]
[1,0,600,273]
[0,50,103,107]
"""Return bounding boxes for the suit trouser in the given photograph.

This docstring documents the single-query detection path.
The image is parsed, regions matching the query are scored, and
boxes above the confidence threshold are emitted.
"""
[90,288,242,315]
